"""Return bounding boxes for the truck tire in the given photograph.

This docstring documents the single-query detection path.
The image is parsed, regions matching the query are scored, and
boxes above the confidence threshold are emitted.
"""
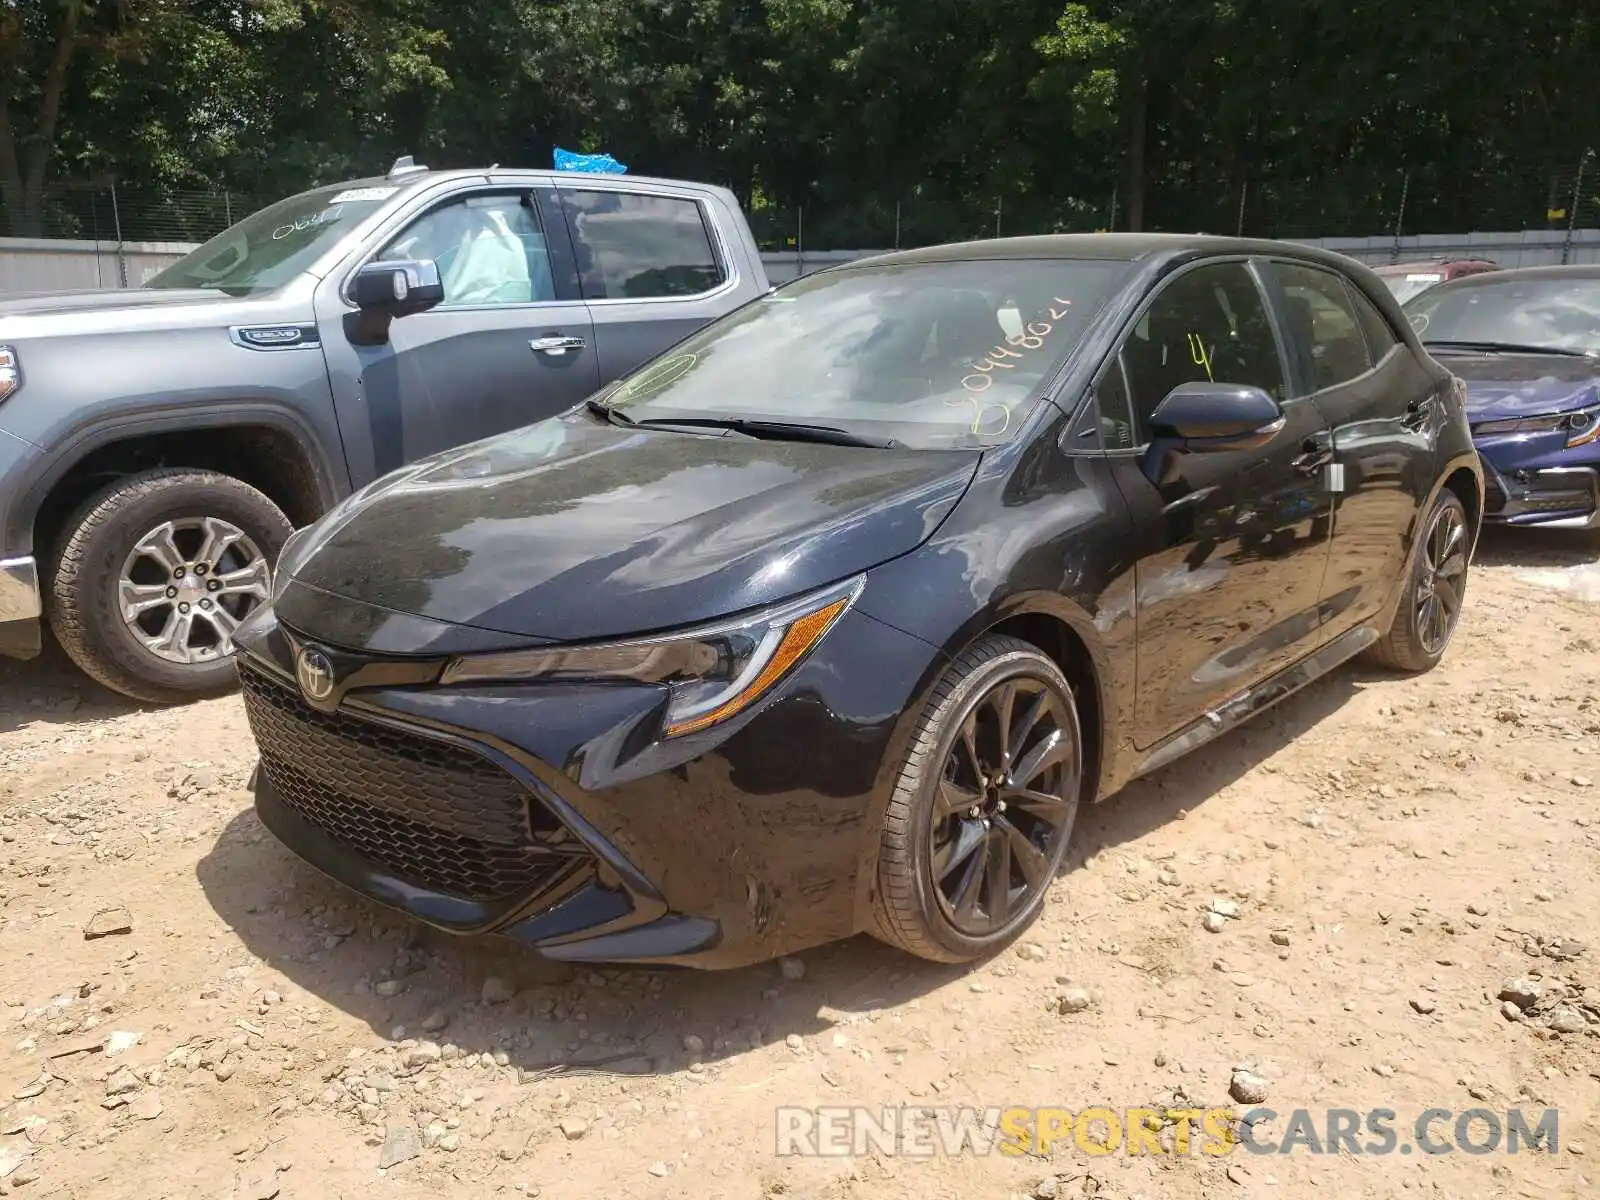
[47,468,292,704]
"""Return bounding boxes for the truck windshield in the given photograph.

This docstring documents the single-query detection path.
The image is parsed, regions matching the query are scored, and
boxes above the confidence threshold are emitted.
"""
[144,183,397,294]
[601,258,1130,449]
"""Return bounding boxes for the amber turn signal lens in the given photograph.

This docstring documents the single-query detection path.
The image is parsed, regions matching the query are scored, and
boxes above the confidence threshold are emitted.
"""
[663,597,850,737]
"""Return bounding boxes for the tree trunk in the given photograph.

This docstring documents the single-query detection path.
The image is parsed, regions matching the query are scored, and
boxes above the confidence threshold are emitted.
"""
[0,93,28,236]
[1120,64,1148,232]
[0,4,80,237]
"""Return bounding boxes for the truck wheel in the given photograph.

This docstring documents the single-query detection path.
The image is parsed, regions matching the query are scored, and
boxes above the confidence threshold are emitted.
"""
[47,468,292,704]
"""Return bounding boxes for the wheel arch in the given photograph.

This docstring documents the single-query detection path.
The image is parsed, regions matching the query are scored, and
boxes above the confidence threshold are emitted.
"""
[11,405,343,566]
[851,590,1120,935]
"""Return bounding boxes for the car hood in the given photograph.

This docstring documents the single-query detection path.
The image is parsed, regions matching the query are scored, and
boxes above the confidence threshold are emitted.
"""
[0,286,276,341]
[0,288,231,317]
[1433,351,1600,419]
[282,411,981,645]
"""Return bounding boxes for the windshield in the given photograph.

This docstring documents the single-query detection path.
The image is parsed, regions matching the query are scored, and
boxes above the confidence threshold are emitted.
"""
[1381,273,1444,305]
[602,258,1130,448]
[1404,275,1600,355]
[145,183,399,294]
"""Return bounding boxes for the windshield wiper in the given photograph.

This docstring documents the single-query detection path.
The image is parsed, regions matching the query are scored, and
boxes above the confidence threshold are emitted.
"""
[630,415,898,449]
[585,397,637,427]
[1423,339,1595,358]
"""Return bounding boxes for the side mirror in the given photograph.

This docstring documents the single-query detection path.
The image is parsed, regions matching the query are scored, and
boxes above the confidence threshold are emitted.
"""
[350,258,444,318]
[1149,381,1286,453]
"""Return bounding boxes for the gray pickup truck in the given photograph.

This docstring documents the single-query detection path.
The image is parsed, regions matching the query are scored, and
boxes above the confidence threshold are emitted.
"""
[0,157,770,702]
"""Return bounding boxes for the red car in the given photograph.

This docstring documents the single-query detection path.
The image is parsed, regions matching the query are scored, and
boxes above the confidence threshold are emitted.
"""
[1373,258,1499,304]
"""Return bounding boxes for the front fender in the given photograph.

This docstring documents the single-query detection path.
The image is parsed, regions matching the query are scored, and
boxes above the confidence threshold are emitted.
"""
[2,401,347,558]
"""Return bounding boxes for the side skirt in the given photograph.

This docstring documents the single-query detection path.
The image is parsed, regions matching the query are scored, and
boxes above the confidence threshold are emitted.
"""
[1129,623,1379,781]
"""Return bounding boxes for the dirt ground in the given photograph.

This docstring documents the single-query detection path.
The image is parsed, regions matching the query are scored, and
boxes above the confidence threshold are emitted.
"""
[1,528,1597,1200]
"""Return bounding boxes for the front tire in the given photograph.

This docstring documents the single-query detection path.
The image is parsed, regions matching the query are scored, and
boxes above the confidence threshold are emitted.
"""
[47,468,291,704]
[871,636,1083,964]
[1366,489,1470,673]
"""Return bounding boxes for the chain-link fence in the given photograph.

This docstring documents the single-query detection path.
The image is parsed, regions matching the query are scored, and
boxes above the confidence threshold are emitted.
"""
[6,153,1598,252]
[749,154,1600,253]
[0,181,272,243]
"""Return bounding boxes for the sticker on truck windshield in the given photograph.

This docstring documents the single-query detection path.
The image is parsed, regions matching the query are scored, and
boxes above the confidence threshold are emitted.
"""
[329,187,399,204]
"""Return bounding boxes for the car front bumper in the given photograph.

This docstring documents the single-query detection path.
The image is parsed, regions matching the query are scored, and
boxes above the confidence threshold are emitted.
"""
[1479,460,1600,528]
[0,555,42,659]
[232,597,942,969]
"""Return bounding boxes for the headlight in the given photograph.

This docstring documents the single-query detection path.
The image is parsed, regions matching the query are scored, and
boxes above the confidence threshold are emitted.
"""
[1473,404,1600,444]
[0,347,19,403]
[439,574,865,737]
[1566,406,1600,448]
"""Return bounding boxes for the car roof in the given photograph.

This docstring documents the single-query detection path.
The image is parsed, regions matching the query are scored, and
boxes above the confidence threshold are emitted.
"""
[1372,258,1496,275]
[842,233,1374,274]
[1423,262,1600,289]
[321,167,734,197]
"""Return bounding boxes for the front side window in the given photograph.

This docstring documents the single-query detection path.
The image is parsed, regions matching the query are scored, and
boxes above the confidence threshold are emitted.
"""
[565,190,725,299]
[1120,262,1286,437]
[1403,276,1600,355]
[1273,262,1374,392]
[377,193,555,306]
[146,183,396,294]
[601,258,1131,449]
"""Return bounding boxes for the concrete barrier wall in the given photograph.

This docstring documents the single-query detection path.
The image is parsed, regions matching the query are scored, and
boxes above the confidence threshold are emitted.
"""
[0,237,198,294]
[7,229,1600,295]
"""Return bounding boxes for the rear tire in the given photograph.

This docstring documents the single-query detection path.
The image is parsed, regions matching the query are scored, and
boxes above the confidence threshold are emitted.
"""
[47,468,291,704]
[871,636,1083,964]
[1366,489,1470,673]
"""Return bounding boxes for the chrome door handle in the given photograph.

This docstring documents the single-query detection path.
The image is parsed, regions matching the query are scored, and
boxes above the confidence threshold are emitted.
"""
[1402,396,1434,430]
[530,335,585,355]
[1292,432,1335,475]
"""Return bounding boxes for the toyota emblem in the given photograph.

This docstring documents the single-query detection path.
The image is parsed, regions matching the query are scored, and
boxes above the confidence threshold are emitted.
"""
[295,646,336,703]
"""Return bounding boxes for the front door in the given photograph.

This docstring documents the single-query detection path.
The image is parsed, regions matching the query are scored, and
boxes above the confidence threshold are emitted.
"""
[1102,259,1338,748]
[1264,260,1441,638]
[320,187,599,483]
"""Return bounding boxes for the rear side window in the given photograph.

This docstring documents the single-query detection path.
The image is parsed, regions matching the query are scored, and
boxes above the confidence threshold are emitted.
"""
[1344,282,1402,363]
[1273,262,1373,391]
[564,191,725,300]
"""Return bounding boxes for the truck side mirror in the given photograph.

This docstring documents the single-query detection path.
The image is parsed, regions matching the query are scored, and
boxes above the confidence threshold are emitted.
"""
[351,259,444,317]
[345,259,444,345]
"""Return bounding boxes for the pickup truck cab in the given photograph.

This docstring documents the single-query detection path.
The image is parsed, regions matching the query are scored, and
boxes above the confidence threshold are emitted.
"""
[0,157,770,702]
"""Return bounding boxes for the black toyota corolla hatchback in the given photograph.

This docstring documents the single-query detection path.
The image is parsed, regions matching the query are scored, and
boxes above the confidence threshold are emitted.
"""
[235,234,1482,969]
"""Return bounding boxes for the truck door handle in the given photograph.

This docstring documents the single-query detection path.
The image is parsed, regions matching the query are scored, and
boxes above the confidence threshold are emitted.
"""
[530,335,586,356]
[1292,432,1334,475]
[1402,396,1434,430]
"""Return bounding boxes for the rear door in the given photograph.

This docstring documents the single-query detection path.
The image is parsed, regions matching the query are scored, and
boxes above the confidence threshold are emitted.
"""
[319,185,599,483]
[1263,260,1438,638]
[554,183,747,383]
[1100,259,1338,748]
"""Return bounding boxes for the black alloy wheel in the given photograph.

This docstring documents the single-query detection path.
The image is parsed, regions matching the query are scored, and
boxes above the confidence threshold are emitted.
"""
[1415,498,1469,657]
[1366,488,1471,673]
[873,636,1083,963]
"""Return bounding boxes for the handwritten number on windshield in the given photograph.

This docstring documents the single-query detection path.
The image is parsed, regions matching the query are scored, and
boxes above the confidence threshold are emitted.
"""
[271,205,345,241]
[955,298,1074,432]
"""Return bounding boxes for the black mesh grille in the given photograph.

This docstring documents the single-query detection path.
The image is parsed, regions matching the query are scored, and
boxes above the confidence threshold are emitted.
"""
[240,662,580,903]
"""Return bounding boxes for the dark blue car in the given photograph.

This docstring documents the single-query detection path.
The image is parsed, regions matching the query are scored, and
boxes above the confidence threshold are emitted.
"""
[1404,266,1600,528]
